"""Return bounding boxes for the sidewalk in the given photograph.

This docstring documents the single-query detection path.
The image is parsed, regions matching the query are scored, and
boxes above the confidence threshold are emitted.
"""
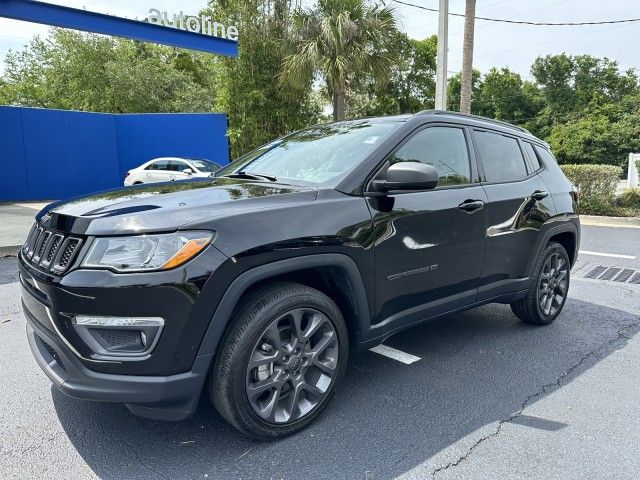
[0,202,49,256]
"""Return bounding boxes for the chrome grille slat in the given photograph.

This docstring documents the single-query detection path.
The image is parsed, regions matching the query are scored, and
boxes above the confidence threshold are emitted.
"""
[22,222,82,275]
[41,234,63,268]
[26,227,44,259]
[22,224,38,255]
[33,231,52,263]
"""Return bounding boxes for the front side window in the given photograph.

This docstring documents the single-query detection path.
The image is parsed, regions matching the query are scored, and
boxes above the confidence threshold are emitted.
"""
[169,161,189,172]
[390,126,471,187]
[474,131,528,183]
[216,120,400,184]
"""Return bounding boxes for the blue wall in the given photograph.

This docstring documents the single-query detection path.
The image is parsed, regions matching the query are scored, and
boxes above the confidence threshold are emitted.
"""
[0,106,229,201]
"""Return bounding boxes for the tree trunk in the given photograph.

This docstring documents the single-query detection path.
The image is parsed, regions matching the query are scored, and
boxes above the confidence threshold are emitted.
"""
[332,86,347,122]
[460,0,476,114]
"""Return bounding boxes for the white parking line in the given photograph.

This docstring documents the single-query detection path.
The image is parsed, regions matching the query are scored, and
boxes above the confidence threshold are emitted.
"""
[369,344,421,364]
[579,250,636,260]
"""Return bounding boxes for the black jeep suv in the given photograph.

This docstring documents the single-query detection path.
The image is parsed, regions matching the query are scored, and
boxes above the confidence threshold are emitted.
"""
[20,111,579,439]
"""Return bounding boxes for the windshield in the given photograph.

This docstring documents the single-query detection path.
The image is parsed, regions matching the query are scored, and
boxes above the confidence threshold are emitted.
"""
[190,160,221,173]
[217,120,400,184]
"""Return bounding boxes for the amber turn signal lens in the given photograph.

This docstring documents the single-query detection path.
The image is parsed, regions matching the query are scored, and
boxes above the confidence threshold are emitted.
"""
[161,237,211,270]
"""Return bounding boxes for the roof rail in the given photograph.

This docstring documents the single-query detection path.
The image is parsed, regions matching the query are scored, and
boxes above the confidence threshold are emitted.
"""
[415,110,531,135]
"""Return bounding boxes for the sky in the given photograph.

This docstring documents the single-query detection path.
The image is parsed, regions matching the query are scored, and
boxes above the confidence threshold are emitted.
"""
[1,0,639,80]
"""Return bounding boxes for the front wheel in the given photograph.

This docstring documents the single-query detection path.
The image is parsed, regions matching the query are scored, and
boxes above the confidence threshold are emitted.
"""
[210,283,348,439]
[511,241,570,325]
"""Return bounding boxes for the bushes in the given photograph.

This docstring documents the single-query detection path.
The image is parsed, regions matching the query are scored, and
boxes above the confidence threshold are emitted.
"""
[560,164,621,199]
[617,188,640,210]
[559,164,637,216]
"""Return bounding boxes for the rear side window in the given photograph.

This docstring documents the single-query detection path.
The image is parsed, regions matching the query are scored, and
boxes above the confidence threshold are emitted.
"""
[522,142,543,171]
[390,126,471,187]
[147,161,170,171]
[474,131,528,183]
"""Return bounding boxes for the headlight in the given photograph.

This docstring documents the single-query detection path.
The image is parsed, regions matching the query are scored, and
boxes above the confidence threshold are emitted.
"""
[82,231,213,272]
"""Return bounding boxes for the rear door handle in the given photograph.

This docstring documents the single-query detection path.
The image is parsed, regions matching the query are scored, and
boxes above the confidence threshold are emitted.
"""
[531,190,549,200]
[458,199,485,212]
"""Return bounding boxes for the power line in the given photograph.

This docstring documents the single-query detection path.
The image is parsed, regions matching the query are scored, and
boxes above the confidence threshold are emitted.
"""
[391,0,640,26]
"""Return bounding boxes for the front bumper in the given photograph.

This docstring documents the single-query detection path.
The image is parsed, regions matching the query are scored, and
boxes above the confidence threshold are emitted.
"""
[24,300,212,420]
[17,244,230,420]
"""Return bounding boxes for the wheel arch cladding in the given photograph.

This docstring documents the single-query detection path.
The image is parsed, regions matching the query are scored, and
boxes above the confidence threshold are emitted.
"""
[196,254,372,358]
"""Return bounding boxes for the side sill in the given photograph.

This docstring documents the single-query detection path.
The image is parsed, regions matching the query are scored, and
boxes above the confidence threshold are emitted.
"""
[358,288,529,350]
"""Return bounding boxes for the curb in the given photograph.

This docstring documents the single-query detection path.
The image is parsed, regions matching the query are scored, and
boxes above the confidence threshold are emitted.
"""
[0,245,20,258]
[580,215,640,228]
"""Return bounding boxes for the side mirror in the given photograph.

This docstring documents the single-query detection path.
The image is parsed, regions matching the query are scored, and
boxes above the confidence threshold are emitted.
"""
[183,168,193,175]
[373,162,439,193]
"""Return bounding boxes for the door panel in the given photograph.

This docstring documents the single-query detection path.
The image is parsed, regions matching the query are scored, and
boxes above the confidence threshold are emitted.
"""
[369,185,488,326]
[471,129,556,300]
[478,176,554,300]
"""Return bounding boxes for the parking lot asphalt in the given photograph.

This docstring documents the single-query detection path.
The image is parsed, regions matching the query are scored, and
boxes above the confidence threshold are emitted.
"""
[1,225,639,479]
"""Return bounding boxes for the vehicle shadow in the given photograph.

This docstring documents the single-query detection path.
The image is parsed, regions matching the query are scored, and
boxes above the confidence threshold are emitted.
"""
[52,298,640,479]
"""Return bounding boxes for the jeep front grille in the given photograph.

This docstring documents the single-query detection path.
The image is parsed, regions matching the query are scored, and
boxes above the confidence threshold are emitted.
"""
[22,223,82,275]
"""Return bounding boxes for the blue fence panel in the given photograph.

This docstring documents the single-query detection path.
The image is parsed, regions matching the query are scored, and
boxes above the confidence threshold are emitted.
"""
[0,106,229,201]
[115,113,230,179]
[0,107,29,200]
[20,108,120,200]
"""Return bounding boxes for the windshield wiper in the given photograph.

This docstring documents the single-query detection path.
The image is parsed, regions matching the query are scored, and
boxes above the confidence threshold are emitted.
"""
[219,171,277,182]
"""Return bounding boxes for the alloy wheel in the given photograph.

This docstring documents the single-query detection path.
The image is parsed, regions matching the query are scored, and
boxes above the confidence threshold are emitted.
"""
[538,252,569,317]
[245,308,339,424]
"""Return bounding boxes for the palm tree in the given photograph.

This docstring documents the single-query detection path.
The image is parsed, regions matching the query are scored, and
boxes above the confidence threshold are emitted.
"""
[459,0,476,114]
[279,0,400,121]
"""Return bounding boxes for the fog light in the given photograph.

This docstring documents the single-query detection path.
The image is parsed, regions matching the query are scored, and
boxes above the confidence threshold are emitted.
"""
[71,316,164,358]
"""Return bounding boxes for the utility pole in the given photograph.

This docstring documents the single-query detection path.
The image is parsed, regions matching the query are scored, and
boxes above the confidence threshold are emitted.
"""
[434,0,449,110]
[460,0,476,114]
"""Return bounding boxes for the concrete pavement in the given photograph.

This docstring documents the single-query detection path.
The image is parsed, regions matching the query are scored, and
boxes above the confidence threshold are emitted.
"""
[1,224,639,479]
[0,202,48,256]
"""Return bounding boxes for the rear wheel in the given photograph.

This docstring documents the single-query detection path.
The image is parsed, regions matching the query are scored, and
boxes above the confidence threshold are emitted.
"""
[511,241,570,325]
[210,283,348,439]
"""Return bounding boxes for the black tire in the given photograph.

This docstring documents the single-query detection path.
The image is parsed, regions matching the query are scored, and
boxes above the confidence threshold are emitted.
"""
[210,282,348,439]
[133,181,143,185]
[511,241,570,325]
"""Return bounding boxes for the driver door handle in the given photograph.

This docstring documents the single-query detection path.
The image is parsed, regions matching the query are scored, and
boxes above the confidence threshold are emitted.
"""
[531,190,549,200]
[458,199,485,212]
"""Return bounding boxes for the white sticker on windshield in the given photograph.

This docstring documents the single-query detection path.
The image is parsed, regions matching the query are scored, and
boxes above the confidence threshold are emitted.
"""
[363,136,380,144]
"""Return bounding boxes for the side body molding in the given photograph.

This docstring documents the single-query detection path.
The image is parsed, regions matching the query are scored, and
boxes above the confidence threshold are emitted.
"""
[196,254,372,357]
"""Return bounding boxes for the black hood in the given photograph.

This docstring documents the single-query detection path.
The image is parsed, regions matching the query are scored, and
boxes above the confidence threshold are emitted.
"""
[38,178,318,235]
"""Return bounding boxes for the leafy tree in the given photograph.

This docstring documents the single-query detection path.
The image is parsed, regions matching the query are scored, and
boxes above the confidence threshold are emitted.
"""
[279,0,401,121]
[206,0,320,156]
[548,96,640,168]
[531,53,638,119]
[2,29,218,113]
[474,68,543,126]
[348,34,437,117]
[446,69,482,113]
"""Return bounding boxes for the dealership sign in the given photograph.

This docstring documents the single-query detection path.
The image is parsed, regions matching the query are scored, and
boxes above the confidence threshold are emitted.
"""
[147,9,239,42]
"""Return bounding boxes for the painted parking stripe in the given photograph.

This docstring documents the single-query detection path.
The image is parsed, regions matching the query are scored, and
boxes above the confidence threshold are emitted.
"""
[579,250,636,260]
[369,344,421,364]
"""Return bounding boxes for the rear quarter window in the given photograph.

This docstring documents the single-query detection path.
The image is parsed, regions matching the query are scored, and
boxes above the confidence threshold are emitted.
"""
[533,145,558,166]
[522,142,543,171]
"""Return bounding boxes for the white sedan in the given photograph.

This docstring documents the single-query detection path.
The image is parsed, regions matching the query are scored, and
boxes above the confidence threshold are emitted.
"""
[124,157,223,186]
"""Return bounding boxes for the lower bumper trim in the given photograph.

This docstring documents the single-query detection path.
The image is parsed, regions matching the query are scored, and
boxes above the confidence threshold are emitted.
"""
[26,320,212,421]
